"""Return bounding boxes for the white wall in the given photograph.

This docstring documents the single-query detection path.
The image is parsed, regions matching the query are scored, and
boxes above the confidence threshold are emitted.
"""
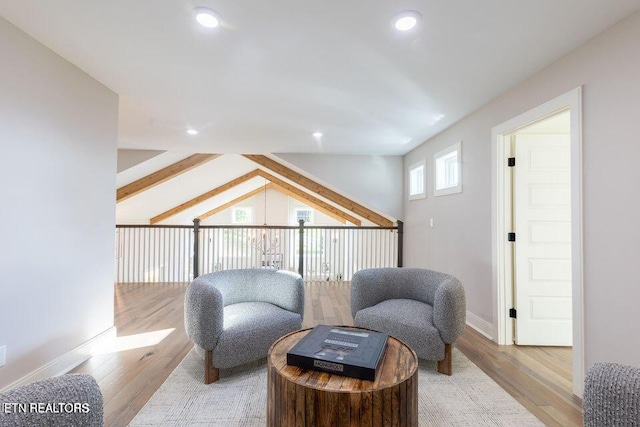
[275,154,403,220]
[0,17,118,388]
[404,10,640,369]
[202,188,287,226]
[288,199,345,226]
[201,188,344,226]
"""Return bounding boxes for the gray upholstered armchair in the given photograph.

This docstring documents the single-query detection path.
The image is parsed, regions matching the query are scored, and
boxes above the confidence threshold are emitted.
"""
[0,373,103,426]
[351,268,466,375]
[584,362,640,426]
[185,268,304,384]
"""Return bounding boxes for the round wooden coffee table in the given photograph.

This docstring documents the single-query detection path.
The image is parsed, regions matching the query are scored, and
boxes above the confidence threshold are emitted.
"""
[267,327,418,426]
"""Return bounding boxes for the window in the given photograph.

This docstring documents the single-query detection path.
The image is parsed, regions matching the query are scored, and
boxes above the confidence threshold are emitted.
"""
[232,206,253,224]
[434,141,462,196]
[295,208,313,224]
[408,160,426,200]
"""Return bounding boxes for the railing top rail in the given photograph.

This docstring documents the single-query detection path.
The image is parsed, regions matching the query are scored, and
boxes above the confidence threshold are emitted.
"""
[199,225,299,230]
[116,224,193,229]
[116,224,398,230]
[299,226,397,230]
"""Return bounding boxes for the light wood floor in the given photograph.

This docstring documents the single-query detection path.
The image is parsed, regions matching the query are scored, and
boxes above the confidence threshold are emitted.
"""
[72,281,583,426]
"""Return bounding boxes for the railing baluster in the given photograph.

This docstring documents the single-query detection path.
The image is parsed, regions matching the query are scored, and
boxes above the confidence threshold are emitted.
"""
[145,227,149,282]
[201,227,206,276]
[178,228,182,281]
[114,230,119,283]
[161,228,166,281]
[136,228,140,283]
[397,220,403,267]
[193,219,200,279]
[139,228,143,283]
[228,229,231,270]
[183,228,187,280]
[298,220,304,277]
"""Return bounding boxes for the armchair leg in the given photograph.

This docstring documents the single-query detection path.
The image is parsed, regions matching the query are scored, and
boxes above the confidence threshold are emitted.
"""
[205,349,219,384]
[437,344,453,376]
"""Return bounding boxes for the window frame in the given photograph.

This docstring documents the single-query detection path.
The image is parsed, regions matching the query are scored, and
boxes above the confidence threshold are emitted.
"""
[408,159,427,200]
[434,141,462,197]
[231,206,253,224]
[294,207,314,225]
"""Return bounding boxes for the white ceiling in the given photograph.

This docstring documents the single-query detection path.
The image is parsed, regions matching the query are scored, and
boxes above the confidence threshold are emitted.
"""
[1,1,639,155]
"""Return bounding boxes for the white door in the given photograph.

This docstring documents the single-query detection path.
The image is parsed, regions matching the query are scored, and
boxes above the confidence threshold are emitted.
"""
[513,134,572,346]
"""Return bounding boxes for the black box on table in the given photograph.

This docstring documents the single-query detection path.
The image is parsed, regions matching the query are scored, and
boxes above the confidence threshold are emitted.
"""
[286,324,388,381]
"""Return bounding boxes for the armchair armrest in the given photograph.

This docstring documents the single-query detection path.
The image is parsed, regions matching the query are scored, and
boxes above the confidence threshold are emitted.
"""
[433,277,466,344]
[350,270,390,318]
[184,277,224,350]
[0,374,103,426]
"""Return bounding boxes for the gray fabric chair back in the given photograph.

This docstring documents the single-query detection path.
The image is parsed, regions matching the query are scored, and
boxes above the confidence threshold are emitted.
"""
[193,269,304,315]
[351,267,459,316]
[584,362,640,426]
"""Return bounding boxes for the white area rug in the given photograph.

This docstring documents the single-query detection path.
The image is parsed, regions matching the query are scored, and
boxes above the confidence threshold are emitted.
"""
[130,348,543,426]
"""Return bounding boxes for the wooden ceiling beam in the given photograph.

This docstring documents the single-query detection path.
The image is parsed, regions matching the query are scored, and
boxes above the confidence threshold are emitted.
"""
[256,170,361,226]
[117,153,220,203]
[197,184,274,221]
[270,183,347,225]
[244,155,392,227]
[150,169,261,224]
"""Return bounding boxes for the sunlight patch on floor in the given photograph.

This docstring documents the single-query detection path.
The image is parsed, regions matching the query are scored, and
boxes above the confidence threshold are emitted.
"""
[91,328,175,355]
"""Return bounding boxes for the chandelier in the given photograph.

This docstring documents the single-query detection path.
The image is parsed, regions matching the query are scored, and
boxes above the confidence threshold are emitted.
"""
[250,230,280,256]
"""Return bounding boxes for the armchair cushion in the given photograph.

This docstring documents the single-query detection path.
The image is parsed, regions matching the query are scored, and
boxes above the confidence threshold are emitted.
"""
[354,299,445,360]
[209,302,302,369]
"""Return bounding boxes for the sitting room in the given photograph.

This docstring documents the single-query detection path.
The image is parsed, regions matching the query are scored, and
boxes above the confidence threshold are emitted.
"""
[1,1,640,426]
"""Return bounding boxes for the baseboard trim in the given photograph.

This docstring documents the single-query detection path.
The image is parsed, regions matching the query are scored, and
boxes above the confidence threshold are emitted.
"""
[1,326,117,392]
[466,311,495,341]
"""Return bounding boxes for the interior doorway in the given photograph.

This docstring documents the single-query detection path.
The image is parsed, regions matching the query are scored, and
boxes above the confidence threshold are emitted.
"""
[492,87,584,396]
[511,111,572,346]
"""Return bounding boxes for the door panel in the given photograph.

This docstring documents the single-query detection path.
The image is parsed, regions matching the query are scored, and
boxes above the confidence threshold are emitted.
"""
[514,134,572,346]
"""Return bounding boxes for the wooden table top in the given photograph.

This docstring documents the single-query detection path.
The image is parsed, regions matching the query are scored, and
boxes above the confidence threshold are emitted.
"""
[268,326,418,393]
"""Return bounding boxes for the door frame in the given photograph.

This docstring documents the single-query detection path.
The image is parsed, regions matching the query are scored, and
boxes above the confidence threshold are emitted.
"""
[491,87,584,397]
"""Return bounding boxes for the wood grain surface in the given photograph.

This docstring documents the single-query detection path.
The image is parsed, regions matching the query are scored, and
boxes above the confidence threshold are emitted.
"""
[267,327,418,426]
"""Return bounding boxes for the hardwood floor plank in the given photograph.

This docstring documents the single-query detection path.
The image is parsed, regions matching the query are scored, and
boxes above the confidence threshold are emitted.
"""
[456,327,583,426]
[72,280,582,426]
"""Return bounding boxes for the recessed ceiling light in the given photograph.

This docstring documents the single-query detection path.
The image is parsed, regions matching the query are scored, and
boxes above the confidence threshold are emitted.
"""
[393,11,422,31]
[187,128,198,135]
[194,7,220,28]
[312,132,323,138]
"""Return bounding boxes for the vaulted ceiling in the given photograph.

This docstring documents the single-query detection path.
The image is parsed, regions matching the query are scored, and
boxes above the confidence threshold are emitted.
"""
[116,153,393,226]
[1,1,639,155]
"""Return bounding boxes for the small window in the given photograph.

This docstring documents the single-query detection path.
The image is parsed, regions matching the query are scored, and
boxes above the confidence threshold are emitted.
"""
[434,141,462,196]
[232,206,253,224]
[408,160,426,200]
[295,208,313,224]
